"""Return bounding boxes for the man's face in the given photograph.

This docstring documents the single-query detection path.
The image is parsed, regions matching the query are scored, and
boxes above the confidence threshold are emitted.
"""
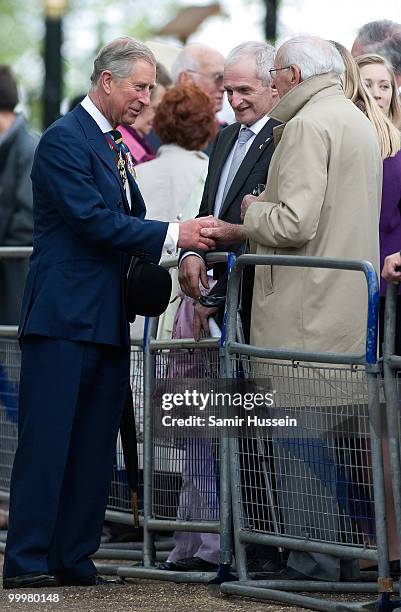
[270,54,297,99]
[105,59,156,127]
[223,57,278,126]
[188,51,225,113]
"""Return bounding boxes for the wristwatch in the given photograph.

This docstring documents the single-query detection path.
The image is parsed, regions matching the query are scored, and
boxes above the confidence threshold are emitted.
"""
[199,294,226,308]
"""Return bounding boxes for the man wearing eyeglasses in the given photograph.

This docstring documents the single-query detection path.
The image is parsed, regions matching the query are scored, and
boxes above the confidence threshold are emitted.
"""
[200,35,382,583]
[171,43,225,115]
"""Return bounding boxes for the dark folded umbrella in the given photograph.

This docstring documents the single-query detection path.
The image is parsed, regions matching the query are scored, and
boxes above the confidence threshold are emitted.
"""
[119,390,139,527]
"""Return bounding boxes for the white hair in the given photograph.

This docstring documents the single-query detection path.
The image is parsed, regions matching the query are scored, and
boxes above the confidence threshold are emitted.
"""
[277,35,344,81]
[171,43,220,83]
[225,41,275,86]
[90,37,155,88]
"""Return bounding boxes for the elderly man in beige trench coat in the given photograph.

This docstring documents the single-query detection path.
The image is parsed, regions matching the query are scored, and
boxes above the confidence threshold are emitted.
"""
[200,35,382,581]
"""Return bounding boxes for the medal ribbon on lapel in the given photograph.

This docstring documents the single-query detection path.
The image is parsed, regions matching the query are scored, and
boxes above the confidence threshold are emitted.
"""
[104,130,136,189]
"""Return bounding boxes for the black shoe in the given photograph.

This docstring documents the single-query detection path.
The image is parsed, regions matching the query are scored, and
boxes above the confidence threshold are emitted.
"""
[59,574,125,586]
[3,572,61,589]
[168,556,218,572]
[157,561,181,571]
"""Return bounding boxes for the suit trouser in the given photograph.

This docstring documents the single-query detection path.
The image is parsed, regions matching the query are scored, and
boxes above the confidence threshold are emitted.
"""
[3,335,130,580]
[273,437,359,581]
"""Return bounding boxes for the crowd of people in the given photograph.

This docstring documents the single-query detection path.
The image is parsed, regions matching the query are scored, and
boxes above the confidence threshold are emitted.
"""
[1,17,401,590]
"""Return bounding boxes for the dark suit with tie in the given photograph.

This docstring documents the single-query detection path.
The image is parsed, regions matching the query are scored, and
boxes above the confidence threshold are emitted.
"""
[3,104,168,581]
[181,117,279,340]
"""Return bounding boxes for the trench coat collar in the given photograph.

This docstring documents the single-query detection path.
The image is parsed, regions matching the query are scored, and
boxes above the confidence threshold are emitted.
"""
[270,72,343,144]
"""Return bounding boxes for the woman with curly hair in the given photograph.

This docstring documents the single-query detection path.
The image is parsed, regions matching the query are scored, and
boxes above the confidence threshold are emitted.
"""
[136,83,217,223]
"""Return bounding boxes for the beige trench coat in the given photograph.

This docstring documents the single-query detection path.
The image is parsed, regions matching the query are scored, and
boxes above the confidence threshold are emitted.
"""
[244,73,382,359]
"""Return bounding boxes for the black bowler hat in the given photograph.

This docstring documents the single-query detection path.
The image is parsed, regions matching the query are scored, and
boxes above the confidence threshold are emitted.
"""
[126,258,172,322]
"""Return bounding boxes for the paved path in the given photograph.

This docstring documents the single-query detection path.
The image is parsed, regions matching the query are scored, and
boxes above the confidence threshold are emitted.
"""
[0,553,378,611]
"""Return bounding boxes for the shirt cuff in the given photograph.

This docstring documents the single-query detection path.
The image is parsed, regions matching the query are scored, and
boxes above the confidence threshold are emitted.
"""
[162,223,179,255]
[179,251,204,266]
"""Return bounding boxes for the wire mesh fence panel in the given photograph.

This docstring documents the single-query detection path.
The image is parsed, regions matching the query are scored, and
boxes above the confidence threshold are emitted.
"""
[0,333,148,519]
[151,347,221,522]
[229,356,376,550]
[0,338,20,493]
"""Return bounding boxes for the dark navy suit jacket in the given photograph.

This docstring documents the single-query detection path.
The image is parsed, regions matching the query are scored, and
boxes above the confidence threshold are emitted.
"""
[19,104,168,348]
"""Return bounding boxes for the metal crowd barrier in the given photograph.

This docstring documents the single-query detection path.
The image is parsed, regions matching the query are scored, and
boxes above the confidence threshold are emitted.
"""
[118,252,236,584]
[0,247,32,513]
[219,254,395,612]
[383,283,401,609]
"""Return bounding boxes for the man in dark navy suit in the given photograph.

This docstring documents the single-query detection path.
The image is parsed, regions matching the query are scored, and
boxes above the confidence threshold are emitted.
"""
[2,37,216,589]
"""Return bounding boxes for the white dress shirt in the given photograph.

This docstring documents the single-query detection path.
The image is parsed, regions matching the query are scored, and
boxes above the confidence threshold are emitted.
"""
[80,95,178,254]
[181,115,271,265]
[213,115,270,217]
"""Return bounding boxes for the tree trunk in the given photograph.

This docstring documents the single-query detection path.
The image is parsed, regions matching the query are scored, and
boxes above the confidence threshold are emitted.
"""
[263,0,279,43]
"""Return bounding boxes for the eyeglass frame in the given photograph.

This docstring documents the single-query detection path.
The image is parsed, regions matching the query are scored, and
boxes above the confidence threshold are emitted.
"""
[186,69,224,84]
[268,66,292,77]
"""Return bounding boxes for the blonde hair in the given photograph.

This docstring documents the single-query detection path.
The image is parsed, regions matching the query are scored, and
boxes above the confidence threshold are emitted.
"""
[331,42,400,159]
[355,53,401,128]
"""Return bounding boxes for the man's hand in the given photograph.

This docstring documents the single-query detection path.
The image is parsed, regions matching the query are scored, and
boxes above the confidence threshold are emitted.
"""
[382,251,401,283]
[179,256,209,300]
[193,303,219,342]
[177,216,217,250]
[200,219,246,244]
[240,194,259,221]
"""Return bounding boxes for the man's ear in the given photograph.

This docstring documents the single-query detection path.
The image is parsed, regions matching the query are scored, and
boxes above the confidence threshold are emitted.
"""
[179,71,192,85]
[291,65,302,86]
[100,70,113,94]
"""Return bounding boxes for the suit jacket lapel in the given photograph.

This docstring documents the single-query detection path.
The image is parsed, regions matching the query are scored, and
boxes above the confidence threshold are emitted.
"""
[127,171,146,218]
[73,105,130,212]
[208,125,240,213]
[218,119,277,219]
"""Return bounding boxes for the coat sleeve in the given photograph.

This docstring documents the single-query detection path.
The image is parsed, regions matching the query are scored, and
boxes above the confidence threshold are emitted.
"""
[32,124,168,263]
[244,116,328,248]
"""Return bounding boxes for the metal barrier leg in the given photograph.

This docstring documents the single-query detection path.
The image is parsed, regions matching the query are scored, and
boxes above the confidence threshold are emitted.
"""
[143,329,156,568]
[383,285,401,605]
[215,433,234,582]
[367,371,395,610]
[228,435,248,582]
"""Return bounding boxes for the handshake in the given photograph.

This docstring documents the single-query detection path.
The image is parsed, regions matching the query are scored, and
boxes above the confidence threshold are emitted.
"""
[177,215,246,251]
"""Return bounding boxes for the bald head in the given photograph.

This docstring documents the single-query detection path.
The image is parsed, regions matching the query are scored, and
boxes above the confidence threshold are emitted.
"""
[171,43,225,113]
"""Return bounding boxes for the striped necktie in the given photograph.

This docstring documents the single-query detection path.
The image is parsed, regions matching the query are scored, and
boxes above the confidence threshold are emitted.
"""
[104,129,131,190]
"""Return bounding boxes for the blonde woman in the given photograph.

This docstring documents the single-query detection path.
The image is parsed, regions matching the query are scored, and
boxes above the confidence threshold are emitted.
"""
[354,53,401,360]
[334,44,401,334]
[333,42,401,570]
[356,53,401,128]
